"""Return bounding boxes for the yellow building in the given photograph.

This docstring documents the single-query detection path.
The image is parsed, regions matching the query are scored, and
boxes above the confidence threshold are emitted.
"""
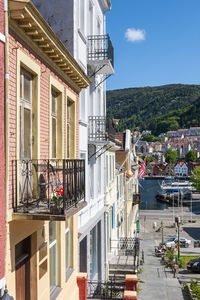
[115,130,139,238]
[6,1,90,299]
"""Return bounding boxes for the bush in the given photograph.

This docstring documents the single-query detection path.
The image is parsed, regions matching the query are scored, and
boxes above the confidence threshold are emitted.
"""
[166,249,174,261]
[190,279,200,299]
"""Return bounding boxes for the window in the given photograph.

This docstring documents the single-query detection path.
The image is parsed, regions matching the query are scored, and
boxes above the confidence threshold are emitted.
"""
[105,156,108,188]
[90,226,97,279]
[49,221,57,292]
[89,1,93,35]
[65,227,70,273]
[51,91,57,158]
[79,0,85,33]
[80,90,86,121]
[20,68,32,159]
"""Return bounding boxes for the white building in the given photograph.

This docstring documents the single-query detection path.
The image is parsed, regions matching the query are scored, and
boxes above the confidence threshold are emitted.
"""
[174,162,188,177]
[33,0,114,280]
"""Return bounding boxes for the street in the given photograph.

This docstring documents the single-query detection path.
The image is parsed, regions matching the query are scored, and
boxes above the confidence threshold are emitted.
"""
[138,208,200,299]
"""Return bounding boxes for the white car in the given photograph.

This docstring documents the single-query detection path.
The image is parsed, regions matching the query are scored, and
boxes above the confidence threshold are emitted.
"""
[174,237,191,248]
[164,237,176,248]
[164,237,191,248]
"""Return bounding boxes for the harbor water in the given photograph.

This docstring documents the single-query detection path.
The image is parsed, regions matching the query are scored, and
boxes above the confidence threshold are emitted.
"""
[139,179,168,210]
[139,178,200,211]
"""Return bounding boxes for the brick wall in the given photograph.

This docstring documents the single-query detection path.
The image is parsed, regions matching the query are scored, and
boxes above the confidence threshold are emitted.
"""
[0,0,5,281]
[8,30,80,208]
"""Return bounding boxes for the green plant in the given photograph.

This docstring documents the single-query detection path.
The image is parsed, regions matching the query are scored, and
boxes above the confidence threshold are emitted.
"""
[166,249,174,261]
[190,279,200,299]
[138,268,143,274]
[52,187,63,207]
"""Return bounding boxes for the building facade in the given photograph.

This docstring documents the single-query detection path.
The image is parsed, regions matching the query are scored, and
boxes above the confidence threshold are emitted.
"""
[6,1,90,299]
[32,0,114,280]
[0,0,5,297]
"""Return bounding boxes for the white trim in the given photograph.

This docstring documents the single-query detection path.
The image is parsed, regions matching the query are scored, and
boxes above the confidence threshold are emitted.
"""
[0,276,6,297]
[0,32,5,43]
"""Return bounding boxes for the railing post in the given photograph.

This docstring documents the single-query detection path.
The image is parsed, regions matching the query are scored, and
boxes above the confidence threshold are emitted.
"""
[63,159,66,213]
[74,160,77,207]
[26,160,29,206]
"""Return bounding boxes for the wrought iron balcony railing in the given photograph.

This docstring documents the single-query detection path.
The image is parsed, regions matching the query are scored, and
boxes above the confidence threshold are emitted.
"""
[88,116,106,142]
[12,159,85,217]
[87,278,125,299]
[88,117,116,144]
[88,34,114,71]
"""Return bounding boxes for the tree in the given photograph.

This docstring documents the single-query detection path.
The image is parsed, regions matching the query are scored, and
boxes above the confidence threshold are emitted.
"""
[165,148,178,164]
[190,166,200,192]
[185,149,197,162]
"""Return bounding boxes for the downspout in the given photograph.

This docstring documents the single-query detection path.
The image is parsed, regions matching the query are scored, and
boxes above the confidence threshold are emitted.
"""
[4,0,9,291]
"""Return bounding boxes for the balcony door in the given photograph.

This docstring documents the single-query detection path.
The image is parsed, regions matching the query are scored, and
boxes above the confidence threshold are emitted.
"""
[20,68,33,202]
[20,68,32,160]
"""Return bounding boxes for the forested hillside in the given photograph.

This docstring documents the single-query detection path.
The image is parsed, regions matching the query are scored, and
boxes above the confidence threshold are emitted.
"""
[106,84,200,135]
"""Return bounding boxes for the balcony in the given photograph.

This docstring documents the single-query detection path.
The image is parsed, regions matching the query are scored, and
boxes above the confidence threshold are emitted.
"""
[132,193,141,205]
[87,279,125,299]
[88,34,114,75]
[12,159,86,220]
[88,116,106,143]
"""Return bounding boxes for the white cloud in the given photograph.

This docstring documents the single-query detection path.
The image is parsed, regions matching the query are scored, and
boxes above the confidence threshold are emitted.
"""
[125,28,146,43]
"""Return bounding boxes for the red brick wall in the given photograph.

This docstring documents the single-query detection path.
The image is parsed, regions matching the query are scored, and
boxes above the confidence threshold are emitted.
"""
[8,30,80,208]
[0,0,5,281]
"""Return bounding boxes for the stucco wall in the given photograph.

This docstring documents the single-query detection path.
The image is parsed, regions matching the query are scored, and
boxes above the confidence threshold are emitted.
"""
[0,0,5,283]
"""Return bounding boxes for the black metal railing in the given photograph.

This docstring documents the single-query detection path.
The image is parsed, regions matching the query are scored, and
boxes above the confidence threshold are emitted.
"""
[132,193,141,205]
[12,159,85,215]
[88,34,114,68]
[88,116,106,142]
[87,278,125,299]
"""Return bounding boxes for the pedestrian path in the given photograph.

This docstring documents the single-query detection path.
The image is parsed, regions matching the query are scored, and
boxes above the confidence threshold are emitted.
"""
[139,239,184,300]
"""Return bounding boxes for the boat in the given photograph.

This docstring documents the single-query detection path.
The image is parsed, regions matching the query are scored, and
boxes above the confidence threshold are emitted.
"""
[160,180,195,193]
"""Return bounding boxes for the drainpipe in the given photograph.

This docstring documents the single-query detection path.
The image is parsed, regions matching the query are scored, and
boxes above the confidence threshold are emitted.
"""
[4,0,9,292]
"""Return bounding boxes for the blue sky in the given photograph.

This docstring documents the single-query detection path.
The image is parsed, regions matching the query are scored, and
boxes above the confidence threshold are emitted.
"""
[106,0,200,90]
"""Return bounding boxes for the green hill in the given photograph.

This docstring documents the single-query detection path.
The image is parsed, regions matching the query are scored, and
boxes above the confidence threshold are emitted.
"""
[106,84,200,135]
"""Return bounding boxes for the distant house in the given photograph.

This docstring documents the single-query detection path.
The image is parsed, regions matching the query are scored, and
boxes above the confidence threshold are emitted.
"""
[174,162,188,177]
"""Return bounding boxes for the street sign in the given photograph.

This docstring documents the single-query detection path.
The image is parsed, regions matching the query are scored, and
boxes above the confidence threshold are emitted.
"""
[136,219,139,234]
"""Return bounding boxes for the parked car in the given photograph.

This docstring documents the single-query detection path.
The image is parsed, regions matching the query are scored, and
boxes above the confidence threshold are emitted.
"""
[164,237,176,248]
[174,237,191,248]
[164,237,191,248]
[187,257,200,272]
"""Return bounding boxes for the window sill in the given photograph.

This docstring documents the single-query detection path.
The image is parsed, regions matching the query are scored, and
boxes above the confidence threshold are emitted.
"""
[50,287,62,300]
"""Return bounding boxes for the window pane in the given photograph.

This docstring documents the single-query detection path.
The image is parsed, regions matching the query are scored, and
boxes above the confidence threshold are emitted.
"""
[24,73,32,102]
[49,221,56,244]
[50,244,56,290]
[67,124,70,158]
[66,231,70,271]
[52,93,56,115]
[52,117,56,158]
[24,108,31,158]
[90,226,97,279]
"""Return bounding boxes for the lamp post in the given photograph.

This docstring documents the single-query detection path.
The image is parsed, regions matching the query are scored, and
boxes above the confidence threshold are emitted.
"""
[175,216,181,260]
[161,220,164,244]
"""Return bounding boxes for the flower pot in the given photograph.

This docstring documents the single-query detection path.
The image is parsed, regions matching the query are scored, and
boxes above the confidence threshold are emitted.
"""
[50,206,64,215]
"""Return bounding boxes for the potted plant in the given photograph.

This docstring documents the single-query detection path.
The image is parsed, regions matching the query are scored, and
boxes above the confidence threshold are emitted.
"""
[50,187,64,215]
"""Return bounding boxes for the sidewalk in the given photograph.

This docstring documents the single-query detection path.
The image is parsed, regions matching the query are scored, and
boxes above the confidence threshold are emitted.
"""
[139,239,184,300]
